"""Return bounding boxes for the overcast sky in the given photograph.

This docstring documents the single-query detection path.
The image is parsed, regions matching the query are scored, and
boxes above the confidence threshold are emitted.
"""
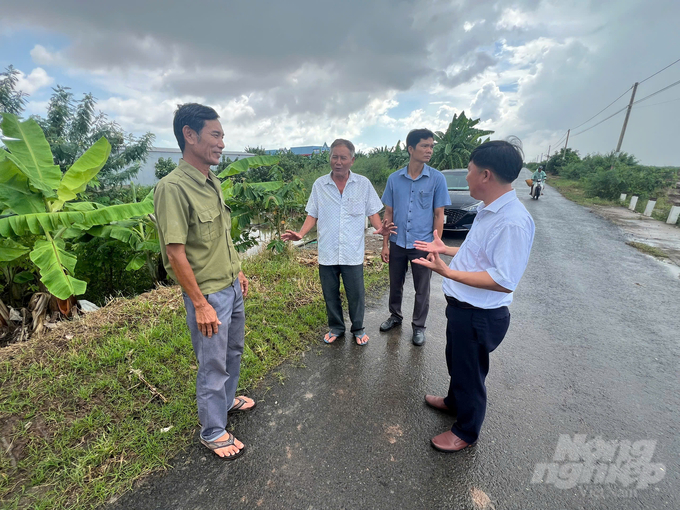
[1,0,679,166]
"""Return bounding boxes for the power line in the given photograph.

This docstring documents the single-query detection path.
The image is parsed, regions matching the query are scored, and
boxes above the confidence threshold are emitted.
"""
[569,86,632,131]
[549,131,568,149]
[638,57,680,85]
[632,79,680,105]
[633,96,680,109]
[570,105,629,138]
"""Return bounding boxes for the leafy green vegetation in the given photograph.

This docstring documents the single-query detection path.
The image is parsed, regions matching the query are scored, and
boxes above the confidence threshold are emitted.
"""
[0,113,156,301]
[430,112,493,170]
[542,149,679,226]
[0,249,388,510]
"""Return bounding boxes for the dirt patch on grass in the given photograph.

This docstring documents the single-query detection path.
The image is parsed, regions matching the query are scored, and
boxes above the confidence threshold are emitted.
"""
[0,285,184,364]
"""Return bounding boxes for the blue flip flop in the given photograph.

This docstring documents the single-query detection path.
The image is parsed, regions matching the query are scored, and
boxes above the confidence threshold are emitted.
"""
[323,331,343,344]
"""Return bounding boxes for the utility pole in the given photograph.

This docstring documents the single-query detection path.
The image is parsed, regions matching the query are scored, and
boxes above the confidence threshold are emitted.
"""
[547,145,551,159]
[564,130,570,152]
[616,82,638,153]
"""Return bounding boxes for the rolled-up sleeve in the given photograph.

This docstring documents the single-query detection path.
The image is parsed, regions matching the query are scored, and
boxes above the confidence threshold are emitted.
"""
[485,224,533,291]
[154,182,189,245]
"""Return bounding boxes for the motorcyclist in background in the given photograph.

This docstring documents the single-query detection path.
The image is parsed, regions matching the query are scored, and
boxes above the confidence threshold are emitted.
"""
[531,166,547,196]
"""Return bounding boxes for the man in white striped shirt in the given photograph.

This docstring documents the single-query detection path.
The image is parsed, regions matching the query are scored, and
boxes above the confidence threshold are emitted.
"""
[282,139,394,346]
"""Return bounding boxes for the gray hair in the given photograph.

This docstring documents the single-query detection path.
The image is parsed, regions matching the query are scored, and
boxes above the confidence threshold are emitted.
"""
[330,138,355,158]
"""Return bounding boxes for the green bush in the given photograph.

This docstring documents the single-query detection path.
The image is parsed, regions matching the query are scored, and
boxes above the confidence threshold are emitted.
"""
[545,148,580,175]
[581,162,677,200]
[352,154,392,195]
[73,236,157,305]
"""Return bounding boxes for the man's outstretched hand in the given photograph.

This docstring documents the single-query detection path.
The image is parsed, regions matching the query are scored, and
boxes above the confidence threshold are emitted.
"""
[412,251,449,276]
[414,230,447,254]
[281,230,303,242]
[373,220,397,237]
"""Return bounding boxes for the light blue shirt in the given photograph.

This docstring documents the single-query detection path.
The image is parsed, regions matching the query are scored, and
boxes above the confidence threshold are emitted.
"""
[306,171,383,266]
[442,189,535,309]
[381,164,450,249]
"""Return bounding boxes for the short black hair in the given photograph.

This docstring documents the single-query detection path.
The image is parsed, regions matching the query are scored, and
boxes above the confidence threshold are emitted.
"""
[173,103,220,153]
[406,128,435,150]
[469,140,524,184]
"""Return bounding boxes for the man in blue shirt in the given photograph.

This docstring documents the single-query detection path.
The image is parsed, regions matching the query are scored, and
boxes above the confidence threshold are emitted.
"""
[380,129,451,346]
[413,140,534,452]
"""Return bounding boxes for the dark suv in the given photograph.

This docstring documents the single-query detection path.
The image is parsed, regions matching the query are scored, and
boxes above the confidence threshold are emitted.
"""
[442,169,482,232]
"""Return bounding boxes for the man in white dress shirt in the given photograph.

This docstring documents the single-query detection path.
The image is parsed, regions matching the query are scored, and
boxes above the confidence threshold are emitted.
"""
[413,140,535,452]
[282,139,394,345]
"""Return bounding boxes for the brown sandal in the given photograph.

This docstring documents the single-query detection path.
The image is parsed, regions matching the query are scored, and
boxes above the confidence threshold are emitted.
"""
[200,432,245,460]
[229,395,257,413]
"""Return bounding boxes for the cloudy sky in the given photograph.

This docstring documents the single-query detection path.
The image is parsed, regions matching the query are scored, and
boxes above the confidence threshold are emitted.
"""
[2,0,679,166]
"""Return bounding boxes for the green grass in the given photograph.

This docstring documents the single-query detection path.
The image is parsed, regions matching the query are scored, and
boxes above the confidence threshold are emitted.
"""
[547,176,620,207]
[626,242,669,259]
[0,249,388,509]
[549,176,679,226]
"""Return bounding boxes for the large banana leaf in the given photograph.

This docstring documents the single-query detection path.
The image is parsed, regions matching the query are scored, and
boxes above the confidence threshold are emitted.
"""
[0,156,45,214]
[0,200,154,237]
[0,238,30,262]
[217,155,280,178]
[0,114,62,196]
[29,238,87,299]
[56,137,112,203]
[87,223,139,246]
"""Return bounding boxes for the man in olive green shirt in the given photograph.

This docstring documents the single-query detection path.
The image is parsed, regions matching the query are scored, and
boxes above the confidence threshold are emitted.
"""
[154,103,253,461]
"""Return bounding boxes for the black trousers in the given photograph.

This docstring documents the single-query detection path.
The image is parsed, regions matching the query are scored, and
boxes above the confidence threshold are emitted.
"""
[443,302,510,444]
[388,241,432,330]
[319,264,365,336]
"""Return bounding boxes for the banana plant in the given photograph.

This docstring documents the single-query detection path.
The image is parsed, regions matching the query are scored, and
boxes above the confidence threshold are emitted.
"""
[0,113,154,299]
[430,112,494,171]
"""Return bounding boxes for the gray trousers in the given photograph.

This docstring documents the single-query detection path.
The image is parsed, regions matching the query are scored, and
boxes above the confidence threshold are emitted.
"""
[388,241,432,331]
[183,281,245,442]
[319,264,365,337]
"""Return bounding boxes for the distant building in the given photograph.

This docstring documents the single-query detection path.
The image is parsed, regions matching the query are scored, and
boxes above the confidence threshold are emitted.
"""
[133,147,254,186]
[265,143,329,157]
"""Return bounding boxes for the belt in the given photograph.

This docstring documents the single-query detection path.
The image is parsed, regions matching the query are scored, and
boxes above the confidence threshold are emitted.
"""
[445,295,482,310]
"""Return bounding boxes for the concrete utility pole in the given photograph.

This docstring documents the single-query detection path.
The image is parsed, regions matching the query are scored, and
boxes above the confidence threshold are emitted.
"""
[547,145,551,159]
[564,129,570,152]
[616,82,639,153]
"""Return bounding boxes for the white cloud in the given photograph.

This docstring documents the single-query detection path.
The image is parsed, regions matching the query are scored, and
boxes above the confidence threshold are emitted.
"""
[15,67,54,94]
[470,82,506,122]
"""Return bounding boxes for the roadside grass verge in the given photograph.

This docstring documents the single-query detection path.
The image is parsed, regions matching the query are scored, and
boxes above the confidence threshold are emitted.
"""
[547,176,620,207]
[550,176,679,226]
[0,249,388,509]
[626,242,669,259]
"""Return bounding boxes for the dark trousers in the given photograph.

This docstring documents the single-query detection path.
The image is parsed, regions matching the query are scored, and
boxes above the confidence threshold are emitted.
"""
[443,303,510,444]
[319,264,365,336]
[388,241,431,330]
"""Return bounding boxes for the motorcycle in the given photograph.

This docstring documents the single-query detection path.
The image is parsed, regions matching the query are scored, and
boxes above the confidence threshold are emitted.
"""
[531,178,544,200]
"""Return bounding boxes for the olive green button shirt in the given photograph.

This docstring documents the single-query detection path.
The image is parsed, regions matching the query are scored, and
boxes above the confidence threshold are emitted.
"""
[154,159,241,295]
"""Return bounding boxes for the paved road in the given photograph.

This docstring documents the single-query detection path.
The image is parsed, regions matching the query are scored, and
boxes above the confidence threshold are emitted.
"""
[110,171,680,510]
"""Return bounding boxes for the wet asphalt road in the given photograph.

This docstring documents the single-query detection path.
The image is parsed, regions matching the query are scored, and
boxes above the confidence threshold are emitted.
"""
[109,170,680,510]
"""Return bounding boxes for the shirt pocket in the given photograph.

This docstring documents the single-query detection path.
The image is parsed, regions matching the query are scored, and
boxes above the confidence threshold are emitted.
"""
[459,237,483,267]
[196,206,222,242]
[346,199,365,216]
[418,190,433,209]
